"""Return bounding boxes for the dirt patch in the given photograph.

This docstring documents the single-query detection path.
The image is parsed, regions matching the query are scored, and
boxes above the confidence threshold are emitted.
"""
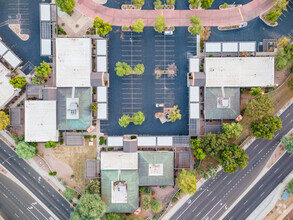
[240,89,254,111]
[8,24,29,41]
[52,140,97,191]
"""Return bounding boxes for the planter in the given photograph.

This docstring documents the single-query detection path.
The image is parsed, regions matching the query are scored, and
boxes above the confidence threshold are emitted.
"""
[218,22,247,30]
[121,4,141,10]
[259,14,278,27]
[189,4,203,10]
[219,4,241,10]
[122,26,132,31]
[155,5,175,10]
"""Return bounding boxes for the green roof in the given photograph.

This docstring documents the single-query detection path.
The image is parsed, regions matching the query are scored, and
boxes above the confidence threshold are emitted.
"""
[138,152,174,186]
[205,87,240,120]
[101,170,139,213]
[57,87,91,130]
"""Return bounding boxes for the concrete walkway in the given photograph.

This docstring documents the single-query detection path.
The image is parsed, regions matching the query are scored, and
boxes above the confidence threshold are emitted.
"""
[76,0,275,26]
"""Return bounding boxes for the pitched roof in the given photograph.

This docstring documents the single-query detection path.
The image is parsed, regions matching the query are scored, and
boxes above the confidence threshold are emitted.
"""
[138,152,174,186]
[101,170,139,213]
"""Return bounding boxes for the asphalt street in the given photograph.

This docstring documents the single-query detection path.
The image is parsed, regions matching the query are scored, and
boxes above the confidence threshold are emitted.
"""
[0,141,73,220]
[224,152,293,220]
[0,173,53,220]
[170,104,293,220]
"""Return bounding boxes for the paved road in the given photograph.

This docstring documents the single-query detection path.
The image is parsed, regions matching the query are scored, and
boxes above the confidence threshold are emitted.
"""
[0,173,53,220]
[224,152,293,220]
[0,141,73,220]
[170,104,293,220]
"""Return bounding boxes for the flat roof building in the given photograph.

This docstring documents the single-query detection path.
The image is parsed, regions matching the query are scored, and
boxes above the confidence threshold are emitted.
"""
[25,100,58,142]
[205,57,274,87]
[56,38,92,87]
[0,63,17,109]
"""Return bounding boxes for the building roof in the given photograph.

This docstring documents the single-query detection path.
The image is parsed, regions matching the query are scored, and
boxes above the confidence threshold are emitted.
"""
[40,4,51,21]
[138,152,174,186]
[57,87,91,130]
[91,72,104,87]
[205,57,274,87]
[189,58,199,72]
[25,100,58,142]
[41,39,51,56]
[123,140,138,152]
[86,159,99,178]
[157,136,173,146]
[56,38,91,87]
[205,87,240,120]
[222,42,238,52]
[101,152,138,170]
[3,51,22,69]
[43,87,57,100]
[97,56,107,72]
[0,63,16,109]
[189,86,200,102]
[97,39,107,56]
[107,136,124,147]
[239,42,256,52]
[26,85,42,99]
[101,170,139,213]
[190,103,200,119]
[0,41,8,56]
[97,103,107,120]
[97,86,107,102]
[137,136,156,147]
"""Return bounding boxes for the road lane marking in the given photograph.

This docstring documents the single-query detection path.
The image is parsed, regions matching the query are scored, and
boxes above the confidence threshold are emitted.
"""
[238,8,244,21]
[212,196,217,201]
[2,193,8,198]
[210,203,227,220]
[27,208,40,220]
[274,167,280,173]
[201,200,222,220]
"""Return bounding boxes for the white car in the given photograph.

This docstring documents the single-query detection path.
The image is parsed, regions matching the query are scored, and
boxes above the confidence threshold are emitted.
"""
[164,31,173,35]
[156,103,164,107]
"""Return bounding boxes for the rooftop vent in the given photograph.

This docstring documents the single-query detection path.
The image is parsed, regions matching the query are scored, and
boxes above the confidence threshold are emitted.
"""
[66,98,79,119]
[217,97,230,108]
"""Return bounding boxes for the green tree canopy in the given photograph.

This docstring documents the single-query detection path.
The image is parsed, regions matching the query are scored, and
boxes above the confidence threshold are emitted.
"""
[288,179,293,194]
[278,36,291,48]
[245,94,273,120]
[70,193,106,220]
[189,25,203,35]
[249,87,262,96]
[0,111,10,131]
[84,180,100,194]
[63,187,76,201]
[189,0,201,8]
[154,15,166,33]
[93,17,112,36]
[56,0,75,14]
[132,0,145,8]
[202,133,228,157]
[31,75,45,85]
[115,62,132,76]
[281,135,293,153]
[45,141,57,149]
[153,0,163,9]
[166,0,176,6]
[15,142,36,159]
[275,44,293,70]
[201,0,215,9]
[91,103,98,112]
[132,111,145,125]
[105,213,123,220]
[168,105,182,122]
[132,19,144,33]
[9,76,26,88]
[142,195,151,210]
[190,16,200,26]
[133,64,145,75]
[251,116,282,139]
[193,148,207,160]
[190,138,203,149]
[118,114,132,127]
[151,199,162,213]
[35,61,51,78]
[266,8,282,22]
[177,169,197,195]
[218,145,249,173]
[222,122,243,139]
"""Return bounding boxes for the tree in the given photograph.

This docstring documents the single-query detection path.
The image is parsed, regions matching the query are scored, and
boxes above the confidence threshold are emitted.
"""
[251,116,282,139]
[93,17,112,36]
[218,145,249,173]
[281,135,293,153]
[153,0,163,9]
[166,0,176,6]
[91,103,98,112]
[0,111,10,131]
[132,111,145,125]
[132,0,144,8]
[56,0,75,14]
[70,193,106,220]
[118,115,132,127]
[245,94,273,120]
[189,0,201,8]
[201,0,215,9]
[177,169,197,195]
[154,15,166,33]
[63,187,76,201]
[275,44,293,70]
[288,78,293,90]
[31,75,45,85]
[45,141,57,149]
[35,61,51,78]
[190,16,200,26]
[151,199,162,213]
[201,26,211,40]
[193,148,206,160]
[115,62,132,76]
[249,87,262,96]
[278,36,291,48]
[168,105,182,122]
[133,64,145,75]
[131,19,144,33]
[9,76,26,88]
[288,179,293,194]
[266,8,282,22]
[142,195,151,210]
[190,138,203,149]
[202,133,228,157]
[105,213,123,220]
[222,122,243,139]
[15,142,36,159]
[84,180,100,194]
[189,16,203,35]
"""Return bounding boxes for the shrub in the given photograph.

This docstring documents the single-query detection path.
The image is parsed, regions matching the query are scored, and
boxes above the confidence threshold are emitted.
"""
[45,141,57,148]
[139,186,146,194]
[63,187,76,201]
[132,0,144,8]
[99,136,105,145]
[29,142,38,147]
[240,88,246,94]
[249,87,262,96]
[160,185,167,189]
[93,135,97,139]
[49,171,57,176]
[60,139,64,145]
[151,199,162,213]
[105,213,123,220]
[145,187,152,194]
[131,135,137,139]
[142,195,151,210]
[91,103,98,112]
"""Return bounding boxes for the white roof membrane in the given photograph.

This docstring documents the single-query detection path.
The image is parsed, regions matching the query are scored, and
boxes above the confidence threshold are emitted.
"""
[0,41,8,56]
[41,39,52,56]
[137,136,156,147]
[189,86,200,102]
[101,152,138,170]
[97,86,107,102]
[40,4,51,21]
[190,103,200,119]
[97,103,107,120]
[107,136,124,147]
[97,56,107,72]
[189,58,199,72]
[157,136,173,146]
[97,39,107,56]
[239,42,256,52]
[0,64,15,109]
[3,51,22,69]
[222,42,238,52]
[205,42,221,53]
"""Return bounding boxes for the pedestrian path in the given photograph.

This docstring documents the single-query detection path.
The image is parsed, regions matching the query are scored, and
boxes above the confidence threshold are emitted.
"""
[76,0,275,26]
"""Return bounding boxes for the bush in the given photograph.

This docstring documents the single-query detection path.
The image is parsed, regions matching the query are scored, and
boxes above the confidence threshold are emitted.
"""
[151,199,162,213]
[131,135,137,139]
[29,142,38,147]
[63,187,76,201]
[240,88,246,94]
[45,141,57,148]
[145,187,152,194]
[139,186,146,194]
[93,135,97,139]
[105,213,123,220]
[142,195,151,210]
[249,87,262,96]
[91,103,98,112]
[99,136,105,145]
[49,171,57,176]
[160,185,167,189]
[9,76,26,88]
[60,139,64,145]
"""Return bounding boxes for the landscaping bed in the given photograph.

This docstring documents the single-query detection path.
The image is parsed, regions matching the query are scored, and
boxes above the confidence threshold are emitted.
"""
[121,4,141,10]
[218,22,247,30]
[219,3,241,9]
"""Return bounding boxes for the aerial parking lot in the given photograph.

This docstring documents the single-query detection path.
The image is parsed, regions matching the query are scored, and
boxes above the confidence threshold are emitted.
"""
[101,27,197,135]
